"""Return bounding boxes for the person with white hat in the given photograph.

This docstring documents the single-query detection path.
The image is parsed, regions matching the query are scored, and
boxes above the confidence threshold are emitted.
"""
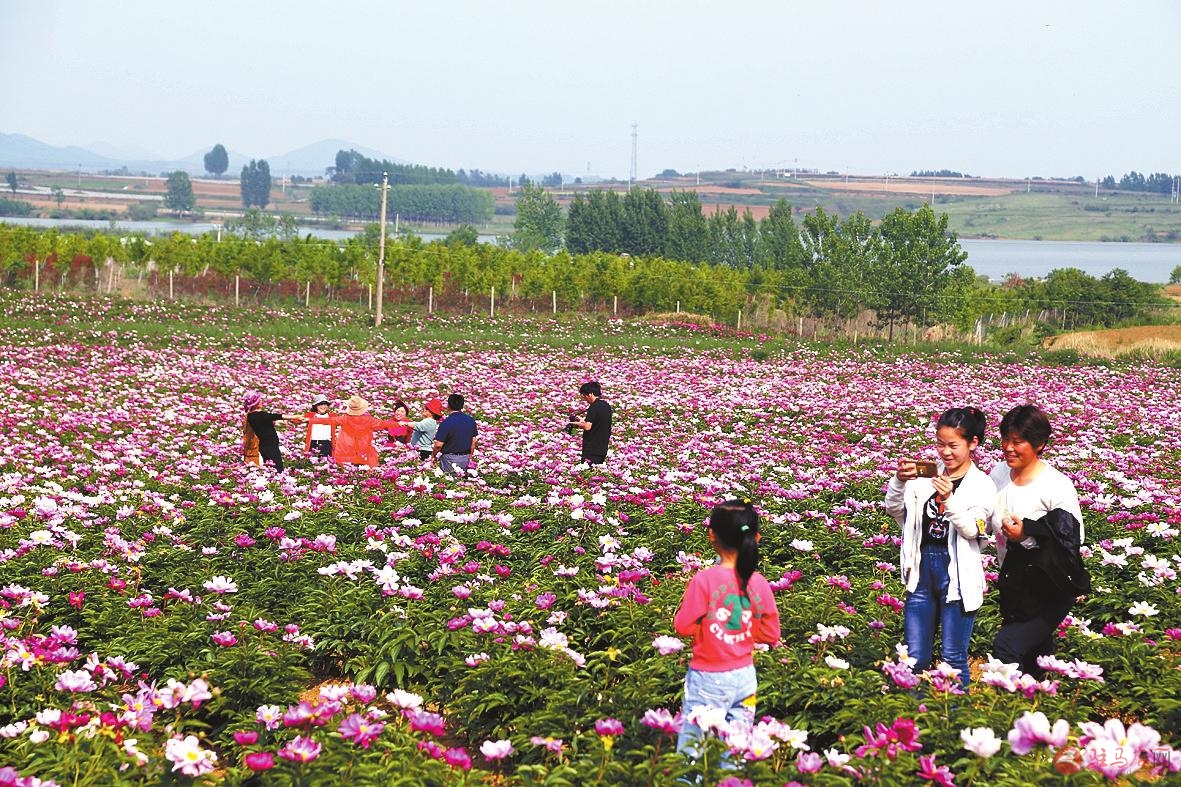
[323,395,406,467]
[303,395,337,458]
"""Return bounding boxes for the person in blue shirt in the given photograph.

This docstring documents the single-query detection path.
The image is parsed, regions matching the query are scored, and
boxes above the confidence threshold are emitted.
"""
[431,394,478,476]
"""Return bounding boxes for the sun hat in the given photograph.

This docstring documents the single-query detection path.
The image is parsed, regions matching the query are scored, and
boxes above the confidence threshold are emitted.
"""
[311,394,330,407]
[345,395,369,416]
[242,391,262,412]
[425,399,444,417]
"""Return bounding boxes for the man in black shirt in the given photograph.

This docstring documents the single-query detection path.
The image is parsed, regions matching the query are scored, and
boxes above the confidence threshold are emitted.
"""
[574,381,612,465]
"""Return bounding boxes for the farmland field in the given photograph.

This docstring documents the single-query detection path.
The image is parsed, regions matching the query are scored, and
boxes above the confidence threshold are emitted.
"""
[1,295,1180,785]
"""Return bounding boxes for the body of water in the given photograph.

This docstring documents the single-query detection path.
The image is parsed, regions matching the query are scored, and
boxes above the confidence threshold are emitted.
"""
[4,218,1179,283]
[959,238,1180,283]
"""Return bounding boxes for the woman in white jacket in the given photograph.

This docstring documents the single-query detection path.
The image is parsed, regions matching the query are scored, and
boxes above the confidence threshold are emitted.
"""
[884,407,996,688]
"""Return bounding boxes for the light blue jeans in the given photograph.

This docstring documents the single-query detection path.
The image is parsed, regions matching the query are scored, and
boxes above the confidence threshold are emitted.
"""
[904,545,976,687]
[439,453,470,477]
[676,665,757,757]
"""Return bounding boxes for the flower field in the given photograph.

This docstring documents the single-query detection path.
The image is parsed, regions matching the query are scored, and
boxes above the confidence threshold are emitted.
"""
[2,295,1180,786]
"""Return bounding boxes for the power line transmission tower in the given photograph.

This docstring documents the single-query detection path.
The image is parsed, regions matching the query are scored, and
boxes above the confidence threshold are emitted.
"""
[629,123,638,188]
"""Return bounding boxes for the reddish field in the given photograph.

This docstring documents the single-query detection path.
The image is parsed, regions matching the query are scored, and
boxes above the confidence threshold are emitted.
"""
[801,179,1012,197]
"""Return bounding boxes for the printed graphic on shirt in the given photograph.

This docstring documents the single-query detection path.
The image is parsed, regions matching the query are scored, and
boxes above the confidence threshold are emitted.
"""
[708,583,755,645]
[924,493,950,540]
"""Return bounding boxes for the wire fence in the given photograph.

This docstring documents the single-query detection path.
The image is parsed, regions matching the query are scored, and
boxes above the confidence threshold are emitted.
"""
[5,256,1178,346]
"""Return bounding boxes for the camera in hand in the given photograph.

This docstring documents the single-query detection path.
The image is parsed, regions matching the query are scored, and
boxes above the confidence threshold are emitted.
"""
[565,414,581,436]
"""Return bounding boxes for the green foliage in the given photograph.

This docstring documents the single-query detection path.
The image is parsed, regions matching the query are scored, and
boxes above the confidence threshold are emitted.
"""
[126,201,158,221]
[310,183,493,224]
[163,170,195,213]
[0,197,34,217]
[6,169,17,193]
[512,184,564,253]
[203,143,229,176]
[332,148,459,186]
[240,159,272,209]
[445,224,479,247]
[1170,264,1181,285]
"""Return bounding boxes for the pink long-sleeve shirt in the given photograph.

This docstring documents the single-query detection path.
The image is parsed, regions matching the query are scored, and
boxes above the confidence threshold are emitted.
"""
[673,564,781,672]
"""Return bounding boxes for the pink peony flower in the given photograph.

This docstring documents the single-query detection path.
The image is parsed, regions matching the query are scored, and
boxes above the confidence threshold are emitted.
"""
[244,751,275,771]
[279,735,322,763]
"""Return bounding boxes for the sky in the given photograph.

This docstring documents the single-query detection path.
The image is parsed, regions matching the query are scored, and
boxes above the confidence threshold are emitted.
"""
[3,0,1179,180]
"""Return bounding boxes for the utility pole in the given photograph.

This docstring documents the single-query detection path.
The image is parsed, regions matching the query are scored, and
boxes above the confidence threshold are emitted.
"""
[629,123,638,188]
[374,172,388,327]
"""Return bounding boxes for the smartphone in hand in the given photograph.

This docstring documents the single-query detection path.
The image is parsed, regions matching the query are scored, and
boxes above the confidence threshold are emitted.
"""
[913,460,938,478]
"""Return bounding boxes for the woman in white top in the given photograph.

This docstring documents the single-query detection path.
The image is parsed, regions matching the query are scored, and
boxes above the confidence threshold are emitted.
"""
[884,407,996,688]
[990,404,1085,677]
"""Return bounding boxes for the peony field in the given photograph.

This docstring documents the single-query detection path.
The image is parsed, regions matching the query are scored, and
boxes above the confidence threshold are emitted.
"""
[1,294,1179,786]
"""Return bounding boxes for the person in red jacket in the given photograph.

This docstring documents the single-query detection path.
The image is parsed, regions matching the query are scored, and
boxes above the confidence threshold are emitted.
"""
[327,396,406,467]
[303,395,336,458]
[385,399,413,445]
[673,499,780,759]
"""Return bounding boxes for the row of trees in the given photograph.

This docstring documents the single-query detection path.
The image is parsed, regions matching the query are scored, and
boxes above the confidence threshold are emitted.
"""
[309,183,493,224]
[331,150,458,187]
[1101,171,1178,194]
[0,222,1170,337]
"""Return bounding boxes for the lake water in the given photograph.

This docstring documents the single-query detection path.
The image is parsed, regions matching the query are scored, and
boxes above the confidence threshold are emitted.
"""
[4,218,1179,283]
[959,238,1180,283]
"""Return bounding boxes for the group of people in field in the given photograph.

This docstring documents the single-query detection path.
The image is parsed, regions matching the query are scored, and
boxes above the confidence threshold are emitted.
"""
[241,390,477,476]
[240,379,614,478]
[673,403,1086,762]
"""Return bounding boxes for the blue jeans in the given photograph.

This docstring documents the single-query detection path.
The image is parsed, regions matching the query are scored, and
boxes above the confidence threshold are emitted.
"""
[676,665,757,758]
[904,545,976,687]
[439,453,470,477]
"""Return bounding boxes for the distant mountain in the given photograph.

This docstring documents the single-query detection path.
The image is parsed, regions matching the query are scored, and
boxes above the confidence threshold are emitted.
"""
[0,133,407,177]
[0,133,121,170]
[87,141,161,160]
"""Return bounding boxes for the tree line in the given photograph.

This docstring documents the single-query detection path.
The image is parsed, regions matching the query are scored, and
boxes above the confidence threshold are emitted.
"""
[0,221,1170,338]
[1100,171,1178,194]
[308,184,494,224]
[331,150,459,187]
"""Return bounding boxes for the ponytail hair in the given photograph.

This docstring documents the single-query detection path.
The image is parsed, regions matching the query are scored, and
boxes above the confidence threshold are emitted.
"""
[708,499,760,595]
[937,406,987,447]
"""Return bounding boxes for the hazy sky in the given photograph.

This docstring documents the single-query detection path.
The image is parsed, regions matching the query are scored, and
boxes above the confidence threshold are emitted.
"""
[3,1,1179,179]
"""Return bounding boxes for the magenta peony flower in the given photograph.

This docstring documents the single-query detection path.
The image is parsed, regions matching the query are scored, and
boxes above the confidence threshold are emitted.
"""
[244,751,275,771]
[443,747,472,770]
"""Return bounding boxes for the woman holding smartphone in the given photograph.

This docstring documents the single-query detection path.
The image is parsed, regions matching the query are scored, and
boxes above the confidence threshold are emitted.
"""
[991,404,1087,677]
[884,407,995,688]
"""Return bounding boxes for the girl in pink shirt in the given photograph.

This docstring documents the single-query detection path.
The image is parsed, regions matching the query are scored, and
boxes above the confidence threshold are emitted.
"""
[673,500,781,757]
